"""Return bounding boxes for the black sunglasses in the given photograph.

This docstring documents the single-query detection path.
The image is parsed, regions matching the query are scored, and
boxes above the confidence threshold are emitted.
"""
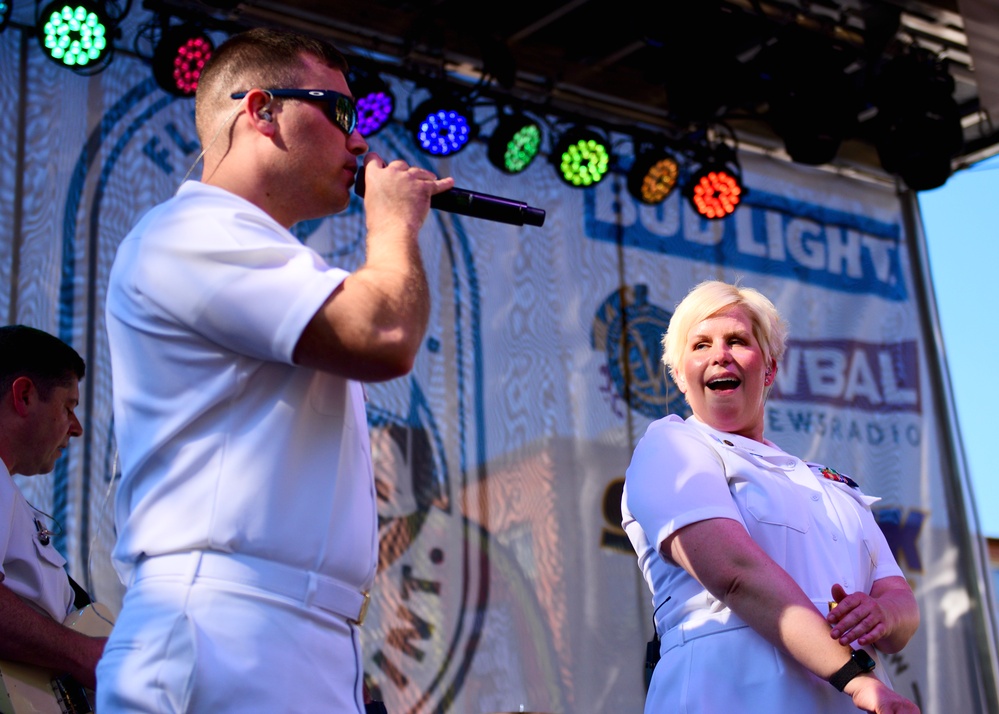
[230,89,358,136]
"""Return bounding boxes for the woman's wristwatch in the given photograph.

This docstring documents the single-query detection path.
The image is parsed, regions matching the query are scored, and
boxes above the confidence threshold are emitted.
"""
[829,648,876,691]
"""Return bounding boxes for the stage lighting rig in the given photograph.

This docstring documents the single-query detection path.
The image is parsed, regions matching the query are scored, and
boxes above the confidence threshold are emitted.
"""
[349,67,395,138]
[37,1,114,73]
[152,22,213,96]
[761,29,859,166]
[488,110,542,174]
[409,93,477,157]
[0,0,11,33]
[874,45,963,191]
[684,140,744,220]
[628,142,680,204]
[551,127,611,187]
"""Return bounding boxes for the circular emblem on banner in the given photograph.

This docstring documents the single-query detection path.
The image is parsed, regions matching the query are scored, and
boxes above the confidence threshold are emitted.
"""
[363,380,488,712]
[592,284,688,419]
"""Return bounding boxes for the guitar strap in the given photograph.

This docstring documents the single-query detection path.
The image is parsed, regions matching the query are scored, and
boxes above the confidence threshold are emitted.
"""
[645,595,671,691]
[68,574,92,609]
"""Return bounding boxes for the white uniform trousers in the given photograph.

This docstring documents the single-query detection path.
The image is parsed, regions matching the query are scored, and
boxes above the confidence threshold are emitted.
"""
[646,624,888,714]
[96,558,365,713]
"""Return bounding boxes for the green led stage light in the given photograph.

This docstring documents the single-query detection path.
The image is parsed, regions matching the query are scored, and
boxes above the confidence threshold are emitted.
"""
[37,2,110,71]
[488,113,542,174]
[552,128,610,187]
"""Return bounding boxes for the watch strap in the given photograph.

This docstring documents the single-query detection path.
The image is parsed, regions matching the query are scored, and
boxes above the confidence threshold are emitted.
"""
[829,648,876,691]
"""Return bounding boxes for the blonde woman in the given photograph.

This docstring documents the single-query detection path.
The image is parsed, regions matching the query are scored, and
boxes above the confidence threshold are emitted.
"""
[622,280,919,713]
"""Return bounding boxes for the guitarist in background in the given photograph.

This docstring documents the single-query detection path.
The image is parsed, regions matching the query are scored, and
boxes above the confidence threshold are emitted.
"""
[0,325,106,692]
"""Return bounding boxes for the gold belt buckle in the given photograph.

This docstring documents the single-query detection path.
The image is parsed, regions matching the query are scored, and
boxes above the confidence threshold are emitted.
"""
[350,592,370,626]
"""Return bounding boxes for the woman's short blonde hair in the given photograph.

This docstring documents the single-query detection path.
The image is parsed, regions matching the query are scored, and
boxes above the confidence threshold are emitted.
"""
[661,280,788,383]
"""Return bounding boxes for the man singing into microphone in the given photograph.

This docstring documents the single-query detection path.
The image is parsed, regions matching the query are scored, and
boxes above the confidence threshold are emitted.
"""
[100,27,453,713]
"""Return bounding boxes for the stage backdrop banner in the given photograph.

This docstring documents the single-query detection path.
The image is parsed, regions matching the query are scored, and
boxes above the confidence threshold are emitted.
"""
[1,24,995,714]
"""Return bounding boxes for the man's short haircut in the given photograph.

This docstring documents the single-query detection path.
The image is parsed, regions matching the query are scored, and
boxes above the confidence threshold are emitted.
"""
[0,325,86,400]
[195,27,349,145]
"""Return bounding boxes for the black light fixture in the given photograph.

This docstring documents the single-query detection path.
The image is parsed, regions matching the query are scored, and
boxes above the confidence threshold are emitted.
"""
[349,67,395,138]
[487,109,542,174]
[152,22,214,97]
[628,142,680,204]
[684,140,745,220]
[760,29,860,166]
[36,1,113,73]
[408,92,477,157]
[551,127,611,187]
[659,3,749,124]
[874,45,963,191]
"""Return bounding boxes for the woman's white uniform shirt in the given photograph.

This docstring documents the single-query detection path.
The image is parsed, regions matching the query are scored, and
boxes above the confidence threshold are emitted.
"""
[622,414,904,713]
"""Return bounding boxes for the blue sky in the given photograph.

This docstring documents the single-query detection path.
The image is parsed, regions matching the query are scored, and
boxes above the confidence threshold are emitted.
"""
[918,154,999,538]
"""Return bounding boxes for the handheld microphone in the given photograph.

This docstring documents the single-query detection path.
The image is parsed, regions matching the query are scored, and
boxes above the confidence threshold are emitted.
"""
[354,165,546,227]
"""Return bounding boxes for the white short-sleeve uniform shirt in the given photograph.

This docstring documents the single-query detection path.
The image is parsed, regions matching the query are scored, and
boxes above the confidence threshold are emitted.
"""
[105,181,376,590]
[0,462,75,621]
[622,414,904,713]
